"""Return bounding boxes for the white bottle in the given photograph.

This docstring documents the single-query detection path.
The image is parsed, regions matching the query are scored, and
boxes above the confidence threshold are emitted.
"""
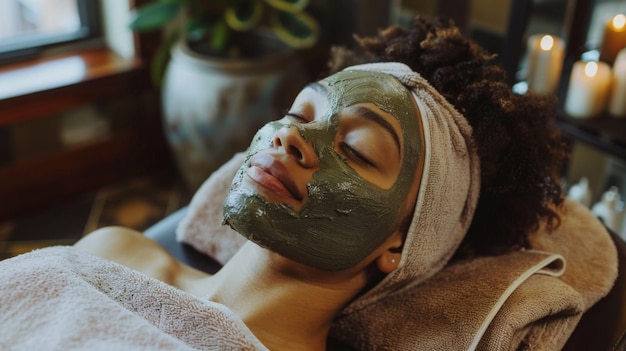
[567,177,593,208]
[591,186,624,232]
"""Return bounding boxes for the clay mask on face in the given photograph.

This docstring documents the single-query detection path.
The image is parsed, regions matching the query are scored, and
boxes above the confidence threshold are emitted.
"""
[223,70,422,271]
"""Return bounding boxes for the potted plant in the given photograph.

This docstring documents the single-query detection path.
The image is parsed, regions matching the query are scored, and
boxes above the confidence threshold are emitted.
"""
[129,0,322,191]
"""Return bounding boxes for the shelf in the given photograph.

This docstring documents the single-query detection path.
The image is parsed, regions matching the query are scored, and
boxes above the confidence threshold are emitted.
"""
[0,0,174,223]
[0,47,170,221]
[0,131,168,221]
[0,48,144,127]
[556,112,626,162]
[549,56,626,163]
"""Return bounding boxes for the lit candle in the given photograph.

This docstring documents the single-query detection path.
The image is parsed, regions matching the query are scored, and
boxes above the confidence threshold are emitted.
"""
[564,61,612,118]
[526,34,564,95]
[608,48,626,116]
[600,14,626,64]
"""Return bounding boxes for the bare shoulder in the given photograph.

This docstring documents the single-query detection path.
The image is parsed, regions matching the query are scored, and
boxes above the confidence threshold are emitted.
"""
[74,226,162,261]
[74,227,211,290]
[74,226,179,282]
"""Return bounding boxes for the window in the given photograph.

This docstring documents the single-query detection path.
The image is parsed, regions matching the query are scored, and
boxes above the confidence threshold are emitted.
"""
[0,0,100,63]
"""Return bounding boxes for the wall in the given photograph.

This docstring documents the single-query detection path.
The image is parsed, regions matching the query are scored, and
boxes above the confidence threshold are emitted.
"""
[396,0,511,34]
[101,0,135,59]
[469,0,511,34]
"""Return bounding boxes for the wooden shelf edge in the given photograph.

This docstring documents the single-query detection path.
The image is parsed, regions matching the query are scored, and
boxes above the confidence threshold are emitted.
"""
[0,47,142,98]
[0,48,150,128]
[0,132,169,221]
[555,112,626,162]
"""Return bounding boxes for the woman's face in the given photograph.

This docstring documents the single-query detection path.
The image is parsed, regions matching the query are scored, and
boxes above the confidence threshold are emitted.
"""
[223,70,424,271]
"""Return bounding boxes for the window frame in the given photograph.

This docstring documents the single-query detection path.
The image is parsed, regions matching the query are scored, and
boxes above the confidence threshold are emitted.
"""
[0,0,101,64]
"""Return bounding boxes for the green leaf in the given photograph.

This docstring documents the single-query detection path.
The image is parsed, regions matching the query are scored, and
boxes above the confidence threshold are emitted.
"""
[185,14,219,41]
[271,10,319,48]
[150,33,179,87]
[128,2,183,32]
[225,0,263,31]
[211,20,229,52]
[265,0,309,12]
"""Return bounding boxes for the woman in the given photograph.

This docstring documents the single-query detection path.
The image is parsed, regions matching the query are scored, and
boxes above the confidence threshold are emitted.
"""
[76,63,433,351]
[0,17,569,350]
[73,17,566,350]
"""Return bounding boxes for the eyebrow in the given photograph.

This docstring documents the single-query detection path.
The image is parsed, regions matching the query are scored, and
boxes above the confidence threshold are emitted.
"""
[352,106,402,156]
[306,82,402,155]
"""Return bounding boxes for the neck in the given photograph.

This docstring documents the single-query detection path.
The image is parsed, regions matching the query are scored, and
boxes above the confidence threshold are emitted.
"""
[198,242,366,351]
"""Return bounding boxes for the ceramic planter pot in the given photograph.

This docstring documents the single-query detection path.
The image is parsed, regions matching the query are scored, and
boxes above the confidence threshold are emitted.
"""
[162,37,307,191]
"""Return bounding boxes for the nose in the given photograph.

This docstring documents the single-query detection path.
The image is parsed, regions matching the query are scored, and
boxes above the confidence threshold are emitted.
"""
[273,126,318,168]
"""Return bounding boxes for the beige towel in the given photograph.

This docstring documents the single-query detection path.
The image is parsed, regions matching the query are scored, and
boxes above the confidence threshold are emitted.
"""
[331,250,574,350]
[177,151,247,265]
[0,246,268,351]
[329,200,617,350]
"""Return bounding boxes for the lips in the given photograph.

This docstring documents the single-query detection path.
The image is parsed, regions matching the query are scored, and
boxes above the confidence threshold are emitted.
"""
[247,154,303,201]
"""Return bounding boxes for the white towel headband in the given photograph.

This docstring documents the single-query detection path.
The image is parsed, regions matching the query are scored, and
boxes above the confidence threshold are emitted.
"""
[338,62,481,314]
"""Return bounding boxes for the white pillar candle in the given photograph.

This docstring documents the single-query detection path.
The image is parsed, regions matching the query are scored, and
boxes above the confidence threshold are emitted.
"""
[600,14,626,64]
[608,48,626,116]
[526,34,564,95]
[564,61,612,118]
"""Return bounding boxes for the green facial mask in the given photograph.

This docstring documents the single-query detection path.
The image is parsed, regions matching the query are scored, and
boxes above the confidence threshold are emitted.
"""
[223,70,422,271]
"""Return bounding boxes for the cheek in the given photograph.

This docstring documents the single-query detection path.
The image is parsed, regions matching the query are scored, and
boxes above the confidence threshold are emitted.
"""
[248,122,283,151]
[339,131,400,190]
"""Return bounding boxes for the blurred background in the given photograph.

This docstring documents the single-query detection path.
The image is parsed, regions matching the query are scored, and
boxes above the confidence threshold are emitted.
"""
[1,0,625,259]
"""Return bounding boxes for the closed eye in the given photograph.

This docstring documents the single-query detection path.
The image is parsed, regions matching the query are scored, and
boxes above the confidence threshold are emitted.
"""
[340,142,376,168]
[285,112,309,123]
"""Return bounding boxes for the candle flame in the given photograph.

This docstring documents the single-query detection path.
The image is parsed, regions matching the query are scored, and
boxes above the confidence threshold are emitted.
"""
[540,35,554,51]
[584,61,599,77]
[613,14,626,30]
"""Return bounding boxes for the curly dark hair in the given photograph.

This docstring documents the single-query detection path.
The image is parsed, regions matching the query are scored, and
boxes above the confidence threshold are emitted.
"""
[325,17,568,258]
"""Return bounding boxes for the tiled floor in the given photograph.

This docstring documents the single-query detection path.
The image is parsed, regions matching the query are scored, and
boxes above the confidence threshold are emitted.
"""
[0,171,190,260]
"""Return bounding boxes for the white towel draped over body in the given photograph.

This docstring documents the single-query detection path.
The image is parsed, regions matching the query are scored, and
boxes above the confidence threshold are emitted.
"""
[0,246,267,351]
